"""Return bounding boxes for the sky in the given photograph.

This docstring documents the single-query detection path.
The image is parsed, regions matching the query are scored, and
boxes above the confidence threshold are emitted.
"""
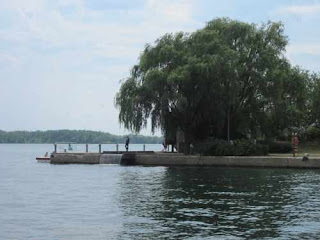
[1,0,320,136]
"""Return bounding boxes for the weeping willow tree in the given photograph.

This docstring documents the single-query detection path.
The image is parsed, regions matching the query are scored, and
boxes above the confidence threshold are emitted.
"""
[116,18,314,153]
[309,74,320,128]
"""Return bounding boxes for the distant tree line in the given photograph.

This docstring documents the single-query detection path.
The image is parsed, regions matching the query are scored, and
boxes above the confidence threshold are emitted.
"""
[0,130,162,144]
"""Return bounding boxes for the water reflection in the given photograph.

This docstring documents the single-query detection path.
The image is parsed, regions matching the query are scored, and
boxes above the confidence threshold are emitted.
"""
[116,167,320,239]
[2,144,320,239]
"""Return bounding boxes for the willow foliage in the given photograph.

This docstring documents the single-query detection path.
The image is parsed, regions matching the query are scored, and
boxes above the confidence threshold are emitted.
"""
[116,18,319,145]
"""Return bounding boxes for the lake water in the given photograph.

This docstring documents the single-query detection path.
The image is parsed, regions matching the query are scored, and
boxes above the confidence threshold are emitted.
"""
[1,144,320,239]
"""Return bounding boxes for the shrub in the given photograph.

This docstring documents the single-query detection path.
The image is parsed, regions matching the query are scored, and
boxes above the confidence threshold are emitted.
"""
[305,126,320,141]
[263,141,292,153]
[233,139,268,156]
[194,138,268,156]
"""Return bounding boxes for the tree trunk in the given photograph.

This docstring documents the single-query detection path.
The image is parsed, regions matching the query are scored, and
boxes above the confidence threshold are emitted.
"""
[184,128,191,155]
[227,107,230,142]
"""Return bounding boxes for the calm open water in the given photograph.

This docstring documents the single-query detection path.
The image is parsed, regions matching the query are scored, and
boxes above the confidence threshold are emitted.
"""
[1,144,320,239]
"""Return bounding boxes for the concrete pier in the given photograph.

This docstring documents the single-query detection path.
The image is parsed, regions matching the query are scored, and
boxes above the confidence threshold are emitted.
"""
[134,153,320,168]
[50,152,320,169]
[50,153,101,164]
[50,152,143,165]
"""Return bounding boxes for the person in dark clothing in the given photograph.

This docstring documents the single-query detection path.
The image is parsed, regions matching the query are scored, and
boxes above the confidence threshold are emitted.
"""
[162,141,167,152]
[125,136,130,151]
[302,153,309,161]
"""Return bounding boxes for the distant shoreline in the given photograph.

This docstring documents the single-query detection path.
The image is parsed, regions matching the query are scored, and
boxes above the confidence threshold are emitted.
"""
[0,130,162,144]
[0,143,162,144]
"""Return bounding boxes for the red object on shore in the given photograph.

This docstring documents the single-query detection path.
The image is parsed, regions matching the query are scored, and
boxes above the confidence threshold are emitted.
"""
[292,136,299,146]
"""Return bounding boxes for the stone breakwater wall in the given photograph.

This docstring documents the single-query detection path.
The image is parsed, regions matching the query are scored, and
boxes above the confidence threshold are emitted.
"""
[134,153,320,169]
[50,152,320,168]
[50,152,137,165]
[50,153,102,164]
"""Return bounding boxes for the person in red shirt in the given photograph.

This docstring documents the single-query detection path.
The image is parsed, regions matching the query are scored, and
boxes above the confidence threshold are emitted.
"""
[292,133,299,157]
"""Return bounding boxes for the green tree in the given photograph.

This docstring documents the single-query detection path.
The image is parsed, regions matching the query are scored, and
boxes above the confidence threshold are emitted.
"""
[116,18,291,153]
[310,75,320,128]
[260,64,313,139]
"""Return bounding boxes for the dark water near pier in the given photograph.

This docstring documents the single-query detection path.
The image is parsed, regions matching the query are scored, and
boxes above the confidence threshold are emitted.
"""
[1,144,320,239]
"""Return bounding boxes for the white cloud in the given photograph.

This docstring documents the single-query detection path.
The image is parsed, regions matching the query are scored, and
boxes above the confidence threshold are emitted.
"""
[277,3,320,16]
[0,52,20,69]
[287,44,320,57]
[0,0,198,57]
[0,0,199,134]
[146,0,193,22]
[285,43,320,73]
[0,0,46,11]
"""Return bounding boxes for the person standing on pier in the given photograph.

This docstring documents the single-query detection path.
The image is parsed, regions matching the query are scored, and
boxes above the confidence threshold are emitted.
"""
[162,141,167,152]
[125,136,130,152]
[292,133,299,157]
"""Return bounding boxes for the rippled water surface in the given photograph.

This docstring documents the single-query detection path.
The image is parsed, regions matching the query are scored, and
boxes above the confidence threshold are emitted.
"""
[1,144,320,239]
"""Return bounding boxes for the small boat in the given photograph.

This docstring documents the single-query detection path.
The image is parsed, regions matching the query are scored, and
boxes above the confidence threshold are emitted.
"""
[36,152,51,162]
[36,156,51,162]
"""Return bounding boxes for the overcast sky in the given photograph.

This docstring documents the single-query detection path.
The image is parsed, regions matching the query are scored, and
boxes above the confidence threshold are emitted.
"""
[1,0,320,136]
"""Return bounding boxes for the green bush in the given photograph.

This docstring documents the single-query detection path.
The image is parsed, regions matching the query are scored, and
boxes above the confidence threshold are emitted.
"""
[233,139,268,156]
[263,141,292,153]
[305,127,320,141]
[194,138,268,156]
